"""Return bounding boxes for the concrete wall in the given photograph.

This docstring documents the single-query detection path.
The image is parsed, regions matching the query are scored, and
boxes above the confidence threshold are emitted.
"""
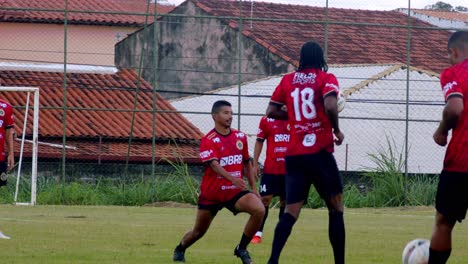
[0,22,138,66]
[115,0,294,99]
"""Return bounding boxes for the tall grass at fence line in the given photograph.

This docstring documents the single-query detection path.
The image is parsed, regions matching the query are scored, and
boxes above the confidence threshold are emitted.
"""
[0,160,201,206]
[156,159,199,205]
[1,141,438,207]
[304,136,438,209]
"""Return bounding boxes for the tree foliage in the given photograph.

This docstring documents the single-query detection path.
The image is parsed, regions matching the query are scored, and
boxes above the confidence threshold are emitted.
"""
[424,1,468,12]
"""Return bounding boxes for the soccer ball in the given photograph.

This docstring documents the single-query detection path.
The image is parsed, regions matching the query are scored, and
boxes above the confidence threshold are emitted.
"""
[402,239,430,264]
[337,92,346,113]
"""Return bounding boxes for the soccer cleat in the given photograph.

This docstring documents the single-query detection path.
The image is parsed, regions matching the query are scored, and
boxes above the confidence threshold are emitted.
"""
[234,245,253,264]
[250,235,262,244]
[0,231,11,239]
[173,247,185,262]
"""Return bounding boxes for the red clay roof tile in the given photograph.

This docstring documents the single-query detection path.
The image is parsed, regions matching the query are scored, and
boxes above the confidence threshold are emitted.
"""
[191,0,451,73]
[411,9,468,22]
[0,68,203,141]
[0,0,175,26]
[1,67,202,162]
[18,139,200,163]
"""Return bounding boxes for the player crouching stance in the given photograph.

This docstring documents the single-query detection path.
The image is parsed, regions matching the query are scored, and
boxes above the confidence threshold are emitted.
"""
[173,100,264,264]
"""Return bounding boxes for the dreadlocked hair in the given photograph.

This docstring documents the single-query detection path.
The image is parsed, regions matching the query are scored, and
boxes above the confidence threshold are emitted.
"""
[297,41,328,72]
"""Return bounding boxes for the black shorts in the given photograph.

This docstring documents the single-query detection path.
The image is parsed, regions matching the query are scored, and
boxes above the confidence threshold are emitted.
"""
[435,170,468,222]
[285,150,342,204]
[198,190,250,216]
[259,173,285,199]
[0,162,7,187]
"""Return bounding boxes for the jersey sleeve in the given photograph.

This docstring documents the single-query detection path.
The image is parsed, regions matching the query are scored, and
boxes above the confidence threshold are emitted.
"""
[441,68,462,101]
[271,77,287,105]
[199,137,218,163]
[5,102,14,129]
[322,73,340,98]
[256,117,268,140]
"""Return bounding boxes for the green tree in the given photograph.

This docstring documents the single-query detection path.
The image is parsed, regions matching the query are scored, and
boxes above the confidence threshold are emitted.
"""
[424,1,454,11]
[454,5,468,12]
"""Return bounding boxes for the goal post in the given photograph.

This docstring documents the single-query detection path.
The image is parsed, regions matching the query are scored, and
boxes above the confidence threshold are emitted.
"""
[0,87,39,206]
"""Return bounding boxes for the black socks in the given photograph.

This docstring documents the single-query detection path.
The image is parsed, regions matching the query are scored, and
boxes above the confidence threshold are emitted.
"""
[329,211,345,264]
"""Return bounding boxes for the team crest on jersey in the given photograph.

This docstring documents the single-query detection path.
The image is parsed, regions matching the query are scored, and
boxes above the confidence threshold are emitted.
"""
[236,140,243,150]
[0,109,4,117]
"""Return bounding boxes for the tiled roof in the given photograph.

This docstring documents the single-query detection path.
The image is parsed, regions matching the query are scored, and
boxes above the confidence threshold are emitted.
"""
[410,9,468,22]
[0,67,202,140]
[191,0,451,73]
[0,0,174,26]
[0,66,203,161]
[19,139,200,163]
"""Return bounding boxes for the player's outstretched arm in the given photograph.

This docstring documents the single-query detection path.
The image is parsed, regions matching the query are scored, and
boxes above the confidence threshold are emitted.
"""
[209,160,247,190]
[266,102,288,120]
[434,96,463,146]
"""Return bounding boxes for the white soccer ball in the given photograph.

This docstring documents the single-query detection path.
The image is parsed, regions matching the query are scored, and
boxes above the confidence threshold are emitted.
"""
[402,239,430,264]
[337,92,346,113]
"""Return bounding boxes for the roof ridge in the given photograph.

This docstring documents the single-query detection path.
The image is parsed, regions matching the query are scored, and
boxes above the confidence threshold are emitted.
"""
[344,64,404,97]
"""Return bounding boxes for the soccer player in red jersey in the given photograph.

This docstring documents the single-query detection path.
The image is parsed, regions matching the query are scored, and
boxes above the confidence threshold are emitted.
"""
[429,31,468,264]
[0,99,15,240]
[250,116,289,244]
[265,41,345,264]
[173,100,264,264]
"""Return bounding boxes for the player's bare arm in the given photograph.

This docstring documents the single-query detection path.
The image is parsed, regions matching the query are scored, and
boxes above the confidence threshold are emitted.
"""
[253,139,264,179]
[434,95,463,146]
[324,93,344,145]
[5,127,14,172]
[244,158,259,197]
[209,159,247,190]
[266,102,288,120]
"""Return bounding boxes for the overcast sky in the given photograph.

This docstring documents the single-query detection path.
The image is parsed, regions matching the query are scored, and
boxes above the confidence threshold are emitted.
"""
[163,0,467,11]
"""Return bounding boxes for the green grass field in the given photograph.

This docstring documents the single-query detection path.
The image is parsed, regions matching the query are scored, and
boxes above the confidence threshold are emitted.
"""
[1,205,467,263]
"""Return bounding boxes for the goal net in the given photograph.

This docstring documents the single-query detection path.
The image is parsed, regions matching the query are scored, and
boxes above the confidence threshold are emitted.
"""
[0,87,39,206]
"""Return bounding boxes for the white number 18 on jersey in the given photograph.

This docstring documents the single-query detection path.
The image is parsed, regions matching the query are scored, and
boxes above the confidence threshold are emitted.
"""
[291,87,317,121]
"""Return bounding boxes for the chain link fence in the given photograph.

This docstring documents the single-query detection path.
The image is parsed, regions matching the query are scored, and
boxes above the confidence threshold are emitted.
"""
[0,0,461,192]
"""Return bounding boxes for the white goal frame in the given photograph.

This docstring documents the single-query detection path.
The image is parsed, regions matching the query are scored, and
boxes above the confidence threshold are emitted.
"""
[0,87,39,206]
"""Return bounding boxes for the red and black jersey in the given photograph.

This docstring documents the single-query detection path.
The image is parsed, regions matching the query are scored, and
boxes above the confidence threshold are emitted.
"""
[0,99,14,162]
[257,116,289,175]
[440,59,468,172]
[270,69,340,156]
[198,128,250,204]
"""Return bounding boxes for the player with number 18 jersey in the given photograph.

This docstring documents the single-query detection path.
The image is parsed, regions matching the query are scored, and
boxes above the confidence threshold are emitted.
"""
[270,69,340,156]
